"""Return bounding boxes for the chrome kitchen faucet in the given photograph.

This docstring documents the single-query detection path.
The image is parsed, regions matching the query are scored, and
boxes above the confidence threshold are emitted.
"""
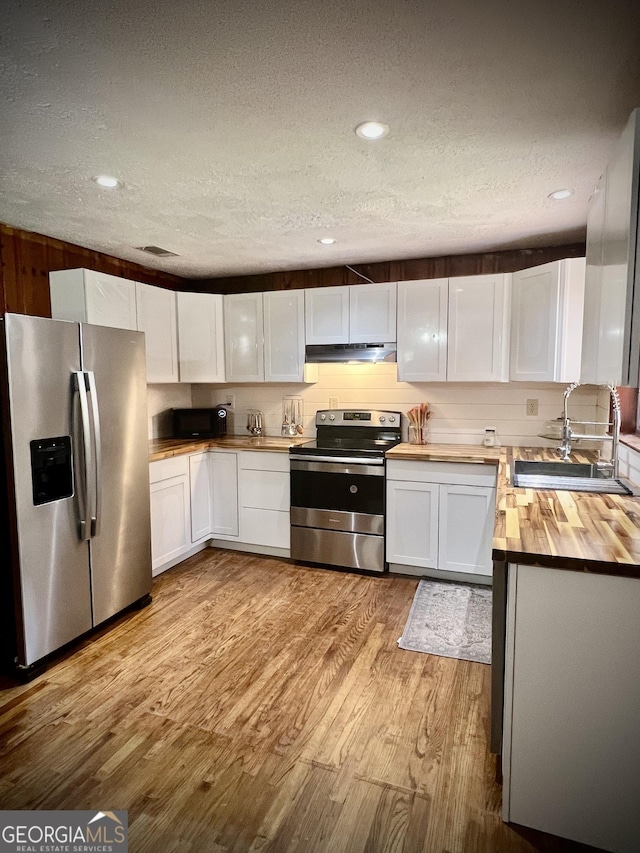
[558,382,621,477]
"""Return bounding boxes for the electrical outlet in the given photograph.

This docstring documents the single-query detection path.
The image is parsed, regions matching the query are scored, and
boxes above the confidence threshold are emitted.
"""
[526,398,539,416]
[329,397,338,409]
[222,394,236,409]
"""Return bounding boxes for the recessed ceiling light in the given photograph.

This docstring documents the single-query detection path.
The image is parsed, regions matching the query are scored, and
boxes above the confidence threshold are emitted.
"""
[92,175,122,189]
[355,121,390,140]
[548,188,573,200]
[318,237,337,245]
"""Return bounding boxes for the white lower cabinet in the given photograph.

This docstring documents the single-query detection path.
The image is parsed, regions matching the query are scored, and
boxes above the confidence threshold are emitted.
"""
[502,564,640,852]
[385,480,439,568]
[189,452,212,543]
[438,484,496,573]
[209,450,239,538]
[386,459,496,580]
[150,449,290,572]
[238,451,290,549]
[149,457,191,576]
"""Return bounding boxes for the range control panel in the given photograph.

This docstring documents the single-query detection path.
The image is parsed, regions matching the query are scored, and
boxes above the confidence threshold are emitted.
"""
[315,409,401,427]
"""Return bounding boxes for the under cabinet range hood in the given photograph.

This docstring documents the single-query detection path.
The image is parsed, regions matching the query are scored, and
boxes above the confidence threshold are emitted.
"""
[305,343,397,363]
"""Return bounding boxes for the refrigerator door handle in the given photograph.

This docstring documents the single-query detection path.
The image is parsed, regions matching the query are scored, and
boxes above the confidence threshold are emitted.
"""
[73,371,92,541]
[85,370,102,537]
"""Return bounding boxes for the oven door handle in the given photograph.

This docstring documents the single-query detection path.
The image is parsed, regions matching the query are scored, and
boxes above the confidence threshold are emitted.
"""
[289,453,384,465]
[290,458,385,476]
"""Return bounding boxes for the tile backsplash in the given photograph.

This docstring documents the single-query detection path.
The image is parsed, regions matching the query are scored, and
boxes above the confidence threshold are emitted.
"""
[139,362,604,448]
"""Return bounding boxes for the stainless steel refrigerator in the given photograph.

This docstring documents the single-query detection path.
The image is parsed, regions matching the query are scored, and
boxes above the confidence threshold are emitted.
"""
[0,313,152,675]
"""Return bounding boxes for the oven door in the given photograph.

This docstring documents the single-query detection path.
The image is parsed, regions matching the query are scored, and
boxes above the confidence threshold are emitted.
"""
[290,458,386,572]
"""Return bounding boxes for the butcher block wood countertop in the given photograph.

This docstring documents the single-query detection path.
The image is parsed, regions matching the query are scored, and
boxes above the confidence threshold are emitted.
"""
[386,442,502,464]
[149,435,309,461]
[494,446,640,577]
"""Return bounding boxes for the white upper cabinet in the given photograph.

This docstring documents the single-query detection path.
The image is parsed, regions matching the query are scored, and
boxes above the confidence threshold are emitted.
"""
[135,283,178,383]
[50,269,178,383]
[224,292,265,383]
[397,279,448,382]
[263,290,305,382]
[50,268,138,330]
[581,110,640,386]
[305,286,350,344]
[176,291,225,383]
[305,283,397,345]
[349,282,397,342]
[224,290,309,384]
[447,273,510,382]
[510,258,585,383]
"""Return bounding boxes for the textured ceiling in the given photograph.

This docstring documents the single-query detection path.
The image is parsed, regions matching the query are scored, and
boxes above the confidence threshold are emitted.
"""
[2,0,640,279]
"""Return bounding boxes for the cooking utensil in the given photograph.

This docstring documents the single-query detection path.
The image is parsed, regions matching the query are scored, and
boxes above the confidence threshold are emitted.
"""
[247,409,264,436]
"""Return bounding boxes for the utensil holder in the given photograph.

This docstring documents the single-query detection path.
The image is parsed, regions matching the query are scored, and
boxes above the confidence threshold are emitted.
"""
[409,425,427,445]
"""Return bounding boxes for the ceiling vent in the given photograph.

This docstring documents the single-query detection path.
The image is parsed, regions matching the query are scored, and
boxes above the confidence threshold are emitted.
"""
[136,245,180,257]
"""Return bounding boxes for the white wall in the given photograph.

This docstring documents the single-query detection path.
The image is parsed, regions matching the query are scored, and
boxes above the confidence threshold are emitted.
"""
[189,363,601,447]
[147,383,192,438]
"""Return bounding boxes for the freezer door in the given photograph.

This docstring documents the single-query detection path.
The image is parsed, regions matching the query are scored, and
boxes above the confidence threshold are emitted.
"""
[81,324,152,625]
[3,314,92,666]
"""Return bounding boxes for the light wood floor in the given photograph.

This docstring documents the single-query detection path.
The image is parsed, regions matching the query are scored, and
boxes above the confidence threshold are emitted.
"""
[0,550,599,852]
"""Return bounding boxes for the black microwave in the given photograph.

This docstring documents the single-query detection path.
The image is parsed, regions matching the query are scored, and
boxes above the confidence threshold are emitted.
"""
[172,407,228,439]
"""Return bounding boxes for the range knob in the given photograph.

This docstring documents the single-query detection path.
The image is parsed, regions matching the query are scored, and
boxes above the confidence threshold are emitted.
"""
[388,415,396,423]
[379,416,386,423]
[320,413,327,421]
[329,414,336,421]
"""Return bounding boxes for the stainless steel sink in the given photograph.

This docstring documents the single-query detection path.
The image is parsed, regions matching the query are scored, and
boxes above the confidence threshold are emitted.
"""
[511,460,635,495]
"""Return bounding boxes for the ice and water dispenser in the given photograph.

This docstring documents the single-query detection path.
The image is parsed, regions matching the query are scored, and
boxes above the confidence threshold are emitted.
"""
[30,436,73,506]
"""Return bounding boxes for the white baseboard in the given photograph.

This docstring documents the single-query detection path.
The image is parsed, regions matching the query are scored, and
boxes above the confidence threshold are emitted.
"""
[388,563,492,586]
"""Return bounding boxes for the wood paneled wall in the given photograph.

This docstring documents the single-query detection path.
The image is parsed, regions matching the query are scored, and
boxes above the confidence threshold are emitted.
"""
[0,225,189,318]
[1,222,586,317]
[193,243,586,294]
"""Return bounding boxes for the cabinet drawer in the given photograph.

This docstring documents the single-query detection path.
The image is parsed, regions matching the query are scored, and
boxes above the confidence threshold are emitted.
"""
[387,459,497,487]
[239,450,290,472]
[240,508,290,548]
[240,469,289,511]
[149,455,189,484]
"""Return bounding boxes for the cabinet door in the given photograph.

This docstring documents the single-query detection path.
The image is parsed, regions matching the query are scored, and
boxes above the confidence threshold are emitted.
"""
[349,282,397,343]
[304,286,350,344]
[263,290,305,382]
[397,279,448,381]
[386,480,439,568]
[149,475,190,575]
[503,565,640,850]
[189,452,212,543]
[50,269,137,330]
[447,274,510,382]
[176,291,225,382]
[210,451,239,537]
[135,282,178,382]
[238,451,290,548]
[510,263,560,382]
[224,293,264,382]
[438,484,494,575]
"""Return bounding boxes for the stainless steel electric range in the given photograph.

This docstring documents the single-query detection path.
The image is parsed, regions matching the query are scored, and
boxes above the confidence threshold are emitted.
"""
[289,409,402,573]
